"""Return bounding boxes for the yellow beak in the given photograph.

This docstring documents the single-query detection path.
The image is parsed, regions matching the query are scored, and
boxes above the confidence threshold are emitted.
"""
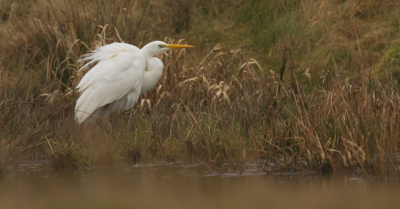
[166,44,194,49]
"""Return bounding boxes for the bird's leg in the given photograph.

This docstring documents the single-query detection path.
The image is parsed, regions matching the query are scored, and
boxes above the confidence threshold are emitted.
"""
[96,104,115,138]
[108,113,116,130]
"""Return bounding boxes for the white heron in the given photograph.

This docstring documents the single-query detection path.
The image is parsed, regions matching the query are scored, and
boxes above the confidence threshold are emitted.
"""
[74,41,194,134]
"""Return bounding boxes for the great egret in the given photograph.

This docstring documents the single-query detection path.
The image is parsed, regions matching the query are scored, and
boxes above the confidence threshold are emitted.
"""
[74,41,194,134]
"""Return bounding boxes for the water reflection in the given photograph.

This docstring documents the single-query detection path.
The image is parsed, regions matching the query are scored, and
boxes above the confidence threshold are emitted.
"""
[1,161,399,209]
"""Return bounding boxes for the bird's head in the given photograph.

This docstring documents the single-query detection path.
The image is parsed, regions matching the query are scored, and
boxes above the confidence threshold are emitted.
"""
[141,41,194,58]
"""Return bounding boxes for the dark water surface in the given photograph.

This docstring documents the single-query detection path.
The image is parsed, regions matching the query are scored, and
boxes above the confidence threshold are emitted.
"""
[1,160,400,209]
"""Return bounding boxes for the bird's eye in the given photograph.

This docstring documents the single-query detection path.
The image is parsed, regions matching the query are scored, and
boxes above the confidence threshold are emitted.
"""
[158,44,165,48]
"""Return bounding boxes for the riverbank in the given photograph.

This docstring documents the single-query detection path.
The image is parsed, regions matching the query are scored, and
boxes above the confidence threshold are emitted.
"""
[0,0,399,175]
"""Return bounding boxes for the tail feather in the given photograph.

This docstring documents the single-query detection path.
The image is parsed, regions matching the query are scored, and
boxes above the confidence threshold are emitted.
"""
[82,107,108,124]
[75,89,99,123]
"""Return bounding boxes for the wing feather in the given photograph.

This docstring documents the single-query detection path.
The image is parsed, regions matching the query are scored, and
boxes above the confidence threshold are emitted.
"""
[78,42,141,72]
[75,44,145,123]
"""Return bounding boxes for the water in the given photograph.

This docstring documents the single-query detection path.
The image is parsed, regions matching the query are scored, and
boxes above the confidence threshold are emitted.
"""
[1,160,399,209]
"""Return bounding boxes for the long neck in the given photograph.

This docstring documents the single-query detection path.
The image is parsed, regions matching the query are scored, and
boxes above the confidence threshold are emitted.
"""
[140,57,164,95]
[140,44,159,60]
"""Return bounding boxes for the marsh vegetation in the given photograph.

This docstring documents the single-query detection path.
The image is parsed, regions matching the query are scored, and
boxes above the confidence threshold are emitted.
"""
[0,0,399,176]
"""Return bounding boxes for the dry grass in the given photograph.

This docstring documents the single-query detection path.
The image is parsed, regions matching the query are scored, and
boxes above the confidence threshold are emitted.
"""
[0,0,399,175]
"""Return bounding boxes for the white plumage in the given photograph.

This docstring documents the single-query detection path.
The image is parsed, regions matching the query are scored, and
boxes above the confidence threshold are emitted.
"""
[74,41,193,124]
